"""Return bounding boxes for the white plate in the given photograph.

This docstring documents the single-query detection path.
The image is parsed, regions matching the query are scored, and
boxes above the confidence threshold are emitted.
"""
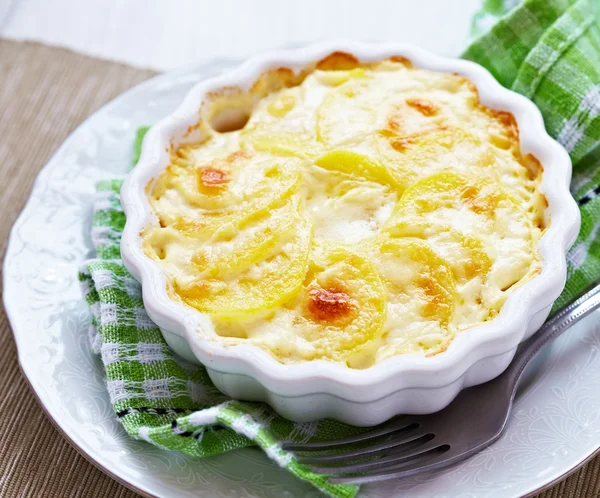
[4,61,600,498]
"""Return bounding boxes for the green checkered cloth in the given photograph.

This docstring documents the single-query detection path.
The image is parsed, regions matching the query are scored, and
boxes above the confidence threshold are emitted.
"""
[79,2,600,495]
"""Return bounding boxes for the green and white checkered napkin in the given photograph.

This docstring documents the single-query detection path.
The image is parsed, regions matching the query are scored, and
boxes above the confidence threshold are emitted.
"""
[78,1,600,495]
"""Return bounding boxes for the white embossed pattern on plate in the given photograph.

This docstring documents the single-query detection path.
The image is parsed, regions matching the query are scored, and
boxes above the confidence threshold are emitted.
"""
[4,60,600,498]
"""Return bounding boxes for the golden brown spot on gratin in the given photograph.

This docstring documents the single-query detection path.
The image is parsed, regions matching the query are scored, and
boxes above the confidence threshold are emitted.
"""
[406,98,438,116]
[487,109,519,150]
[389,55,413,67]
[386,106,404,134]
[389,136,417,152]
[198,167,230,192]
[307,286,355,321]
[460,185,500,216]
[416,274,452,323]
[316,51,360,71]
[251,67,300,95]
[492,110,518,136]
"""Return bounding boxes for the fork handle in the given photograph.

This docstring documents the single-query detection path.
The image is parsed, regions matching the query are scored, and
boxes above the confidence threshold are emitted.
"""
[503,282,600,399]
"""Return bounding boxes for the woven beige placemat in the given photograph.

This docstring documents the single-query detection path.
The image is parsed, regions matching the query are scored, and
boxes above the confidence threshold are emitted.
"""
[0,38,598,498]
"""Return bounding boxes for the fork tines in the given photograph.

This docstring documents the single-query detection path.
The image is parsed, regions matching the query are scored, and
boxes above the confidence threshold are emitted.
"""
[282,418,451,484]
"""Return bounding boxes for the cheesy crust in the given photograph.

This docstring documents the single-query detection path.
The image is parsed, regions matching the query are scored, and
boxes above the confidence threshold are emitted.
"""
[143,54,545,368]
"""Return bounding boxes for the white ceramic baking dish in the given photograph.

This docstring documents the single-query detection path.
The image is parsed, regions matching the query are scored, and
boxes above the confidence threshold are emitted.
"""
[121,41,580,426]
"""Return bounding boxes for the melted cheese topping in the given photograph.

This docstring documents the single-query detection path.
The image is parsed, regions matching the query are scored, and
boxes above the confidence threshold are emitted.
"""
[143,54,545,368]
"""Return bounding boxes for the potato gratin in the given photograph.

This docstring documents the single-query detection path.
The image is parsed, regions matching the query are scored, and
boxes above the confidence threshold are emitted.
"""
[143,53,546,368]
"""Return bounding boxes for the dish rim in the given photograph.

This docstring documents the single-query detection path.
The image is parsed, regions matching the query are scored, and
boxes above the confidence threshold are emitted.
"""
[120,40,580,403]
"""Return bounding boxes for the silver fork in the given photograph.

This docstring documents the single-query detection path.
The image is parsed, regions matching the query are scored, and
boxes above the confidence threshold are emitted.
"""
[282,282,600,485]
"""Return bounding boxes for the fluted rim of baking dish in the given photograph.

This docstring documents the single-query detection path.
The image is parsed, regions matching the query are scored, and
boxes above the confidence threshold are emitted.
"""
[121,41,580,403]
